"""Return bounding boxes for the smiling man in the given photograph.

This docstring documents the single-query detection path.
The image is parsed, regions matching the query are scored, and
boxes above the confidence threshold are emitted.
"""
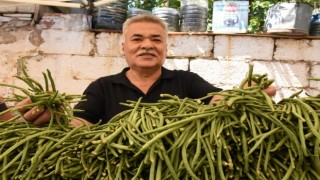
[72,14,223,125]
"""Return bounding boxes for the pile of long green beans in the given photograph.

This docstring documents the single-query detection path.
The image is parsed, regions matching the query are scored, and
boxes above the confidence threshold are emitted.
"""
[1,64,320,179]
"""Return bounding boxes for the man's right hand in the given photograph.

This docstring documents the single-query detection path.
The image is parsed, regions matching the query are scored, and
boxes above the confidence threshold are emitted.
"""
[15,98,51,125]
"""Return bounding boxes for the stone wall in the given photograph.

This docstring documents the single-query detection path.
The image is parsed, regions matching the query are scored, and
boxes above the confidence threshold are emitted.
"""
[1,13,320,103]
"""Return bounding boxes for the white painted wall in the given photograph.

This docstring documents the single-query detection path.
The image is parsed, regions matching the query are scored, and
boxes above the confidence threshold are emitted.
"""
[1,13,320,104]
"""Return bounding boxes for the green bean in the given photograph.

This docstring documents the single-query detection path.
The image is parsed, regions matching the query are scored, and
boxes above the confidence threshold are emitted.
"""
[160,145,179,180]
[190,120,203,169]
[182,142,200,180]
[136,123,184,156]
[247,127,280,156]
[240,129,249,174]
[168,122,195,151]
[216,139,226,180]
[50,125,83,151]
[155,156,163,180]
[0,129,61,160]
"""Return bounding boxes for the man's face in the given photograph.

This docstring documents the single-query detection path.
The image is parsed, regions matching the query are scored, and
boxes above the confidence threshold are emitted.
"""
[122,21,167,71]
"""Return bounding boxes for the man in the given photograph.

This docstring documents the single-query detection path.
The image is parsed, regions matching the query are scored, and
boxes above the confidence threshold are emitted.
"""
[72,14,224,125]
[0,97,6,109]
[1,14,276,125]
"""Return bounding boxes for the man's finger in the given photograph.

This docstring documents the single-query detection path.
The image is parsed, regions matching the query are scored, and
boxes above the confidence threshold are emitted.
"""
[16,98,33,113]
[23,106,45,122]
[263,85,277,97]
[33,109,51,125]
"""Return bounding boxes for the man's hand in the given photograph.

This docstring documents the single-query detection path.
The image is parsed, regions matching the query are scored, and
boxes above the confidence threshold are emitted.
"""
[243,82,277,97]
[16,98,51,125]
[70,118,92,127]
[209,83,277,105]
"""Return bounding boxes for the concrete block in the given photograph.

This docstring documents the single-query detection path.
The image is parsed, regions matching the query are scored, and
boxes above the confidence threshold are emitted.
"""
[55,79,93,96]
[190,59,308,100]
[167,34,213,57]
[17,55,129,95]
[214,35,274,60]
[274,87,307,103]
[0,30,37,52]
[0,3,35,13]
[36,13,91,31]
[163,58,189,71]
[310,64,320,90]
[190,59,249,88]
[0,6,16,13]
[17,4,36,13]
[96,32,122,57]
[0,16,13,22]
[0,54,18,85]
[23,55,127,79]
[274,39,320,62]
[39,29,94,55]
[305,88,320,97]
[252,61,308,88]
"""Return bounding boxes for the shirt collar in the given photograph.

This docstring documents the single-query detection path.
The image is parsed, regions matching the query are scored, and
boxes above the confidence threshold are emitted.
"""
[111,67,175,85]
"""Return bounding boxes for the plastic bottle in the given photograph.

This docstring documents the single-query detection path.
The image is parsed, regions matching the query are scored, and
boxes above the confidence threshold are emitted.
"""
[91,0,128,30]
[180,0,208,32]
[152,7,180,32]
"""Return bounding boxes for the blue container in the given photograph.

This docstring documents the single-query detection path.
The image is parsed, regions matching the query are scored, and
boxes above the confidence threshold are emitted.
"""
[310,14,320,36]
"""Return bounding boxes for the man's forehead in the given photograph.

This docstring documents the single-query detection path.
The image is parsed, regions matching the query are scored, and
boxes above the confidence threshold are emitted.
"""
[125,22,167,38]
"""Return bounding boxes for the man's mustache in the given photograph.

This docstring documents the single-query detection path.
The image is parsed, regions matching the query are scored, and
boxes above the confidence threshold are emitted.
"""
[138,50,156,56]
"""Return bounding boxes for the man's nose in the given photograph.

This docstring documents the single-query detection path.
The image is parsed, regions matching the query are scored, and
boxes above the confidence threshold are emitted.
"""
[141,39,153,48]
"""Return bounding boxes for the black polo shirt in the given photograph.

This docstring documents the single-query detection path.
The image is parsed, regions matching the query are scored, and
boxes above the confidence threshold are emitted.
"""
[73,67,222,124]
[0,98,7,112]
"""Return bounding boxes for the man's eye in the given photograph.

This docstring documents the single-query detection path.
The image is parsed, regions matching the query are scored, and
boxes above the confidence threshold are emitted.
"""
[132,38,142,41]
[152,39,162,42]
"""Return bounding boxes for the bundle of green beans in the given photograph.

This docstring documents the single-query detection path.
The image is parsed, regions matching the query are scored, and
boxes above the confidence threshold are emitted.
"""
[1,64,320,179]
[0,61,84,179]
[0,61,84,128]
